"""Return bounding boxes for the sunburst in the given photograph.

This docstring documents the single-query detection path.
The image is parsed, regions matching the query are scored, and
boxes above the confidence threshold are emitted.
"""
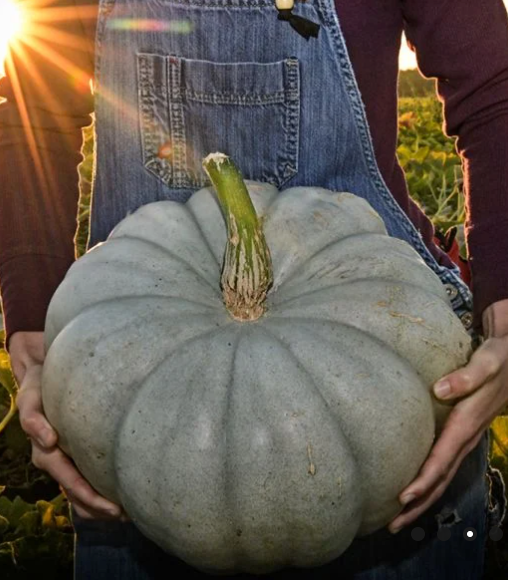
[0,0,101,239]
[0,0,24,75]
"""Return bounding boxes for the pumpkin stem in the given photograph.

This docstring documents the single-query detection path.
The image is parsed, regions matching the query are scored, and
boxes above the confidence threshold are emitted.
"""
[203,153,273,321]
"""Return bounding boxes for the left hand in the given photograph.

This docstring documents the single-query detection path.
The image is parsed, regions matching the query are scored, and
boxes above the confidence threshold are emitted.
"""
[388,298,508,534]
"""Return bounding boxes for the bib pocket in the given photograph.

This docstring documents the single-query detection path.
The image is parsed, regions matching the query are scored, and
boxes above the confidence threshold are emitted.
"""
[136,53,300,190]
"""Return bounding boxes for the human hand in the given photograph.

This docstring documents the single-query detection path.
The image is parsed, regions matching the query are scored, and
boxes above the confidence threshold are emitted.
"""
[388,298,508,534]
[10,331,124,520]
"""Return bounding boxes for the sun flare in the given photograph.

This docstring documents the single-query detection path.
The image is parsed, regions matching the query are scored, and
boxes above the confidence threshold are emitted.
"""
[0,0,23,39]
[0,0,24,70]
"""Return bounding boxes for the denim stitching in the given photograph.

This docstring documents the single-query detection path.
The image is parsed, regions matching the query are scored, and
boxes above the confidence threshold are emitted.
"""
[94,0,117,85]
[157,0,273,7]
[167,57,189,188]
[281,58,299,184]
[183,90,286,105]
[136,54,299,190]
[137,54,172,184]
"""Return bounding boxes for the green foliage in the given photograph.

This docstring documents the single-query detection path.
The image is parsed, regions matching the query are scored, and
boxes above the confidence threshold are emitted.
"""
[75,122,95,259]
[397,97,465,235]
[398,69,436,98]
[0,492,73,579]
[1,330,74,578]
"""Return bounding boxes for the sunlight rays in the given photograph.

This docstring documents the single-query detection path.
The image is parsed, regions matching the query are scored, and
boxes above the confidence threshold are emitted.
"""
[0,0,24,75]
[1,0,150,137]
[0,0,98,250]
[2,48,50,203]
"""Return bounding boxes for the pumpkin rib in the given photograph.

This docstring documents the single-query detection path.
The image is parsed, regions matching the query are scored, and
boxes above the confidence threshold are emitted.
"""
[269,233,417,293]
[113,326,245,567]
[110,234,222,296]
[112,200,222,271]
[54,315,235,501]
[222,329,245,568]
[267,311,457,354]
[261,317,434,532]
[79,236,220,289]
[229,328,316,567]
[71,289,219,312]
[270,276,447,311]
[232,325,363,566]
[270,235,441,295]
[263,315,414,355]
[256,323,346,439]
[185,196,225,267]
[264,313,464,399]
[45,295,221,347]
[263,190,387,290]
[252,323,360,525]
[269,236,358,293]
[220,326,361,571]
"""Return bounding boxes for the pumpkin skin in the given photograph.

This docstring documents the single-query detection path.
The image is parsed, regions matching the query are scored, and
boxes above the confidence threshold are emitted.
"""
[42,182,471,574]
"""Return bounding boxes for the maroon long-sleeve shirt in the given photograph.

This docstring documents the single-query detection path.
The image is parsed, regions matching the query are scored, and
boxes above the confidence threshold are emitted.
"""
[1,0,508,345]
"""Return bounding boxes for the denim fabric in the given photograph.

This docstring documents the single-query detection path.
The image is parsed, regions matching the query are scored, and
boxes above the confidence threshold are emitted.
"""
[89,0,471,321]
[78,0,505,578]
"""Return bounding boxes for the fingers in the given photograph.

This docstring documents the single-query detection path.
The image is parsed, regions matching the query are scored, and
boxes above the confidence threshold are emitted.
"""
[389,381,497,531]
[8,331,46,383]
[15,359,123,520]
[70,498,127,521]
[16,364,58,448]
[70,497,131,521]
[434,336,508,401]
[387,319,508,534]
[31,441,122,519]
[389,428,484,533]
[389,361,507,534]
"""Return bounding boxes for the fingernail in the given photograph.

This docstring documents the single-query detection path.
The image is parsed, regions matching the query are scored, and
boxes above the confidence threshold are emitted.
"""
[400,493,416,505]
[104,505,121,517]
[434,380,451,399]
[390,525,402,535]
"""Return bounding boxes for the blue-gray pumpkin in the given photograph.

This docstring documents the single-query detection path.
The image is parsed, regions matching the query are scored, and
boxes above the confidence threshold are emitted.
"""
[42,154,471,574]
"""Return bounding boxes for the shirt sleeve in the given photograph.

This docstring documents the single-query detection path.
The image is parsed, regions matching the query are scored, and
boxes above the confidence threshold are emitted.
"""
[401,0,508,330]
[0,0,96,348]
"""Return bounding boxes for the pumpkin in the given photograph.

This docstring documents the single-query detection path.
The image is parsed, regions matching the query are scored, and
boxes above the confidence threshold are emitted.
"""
[41,154,471,574]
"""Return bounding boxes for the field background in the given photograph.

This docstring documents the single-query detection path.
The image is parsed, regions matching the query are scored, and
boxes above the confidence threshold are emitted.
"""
[1,70,508,578]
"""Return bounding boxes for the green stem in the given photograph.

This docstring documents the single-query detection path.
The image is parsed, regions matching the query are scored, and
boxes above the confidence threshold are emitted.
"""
[0,395,17,435]
[203,153,273,321]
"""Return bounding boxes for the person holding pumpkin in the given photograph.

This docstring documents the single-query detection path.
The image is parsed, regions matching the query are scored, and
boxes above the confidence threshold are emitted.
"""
[1,0,508,577]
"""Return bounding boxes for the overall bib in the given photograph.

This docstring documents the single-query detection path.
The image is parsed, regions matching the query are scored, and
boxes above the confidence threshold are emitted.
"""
[73,0,504,577]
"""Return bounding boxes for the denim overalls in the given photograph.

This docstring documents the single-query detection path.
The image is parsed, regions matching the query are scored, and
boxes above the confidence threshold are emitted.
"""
[74,0,505,577]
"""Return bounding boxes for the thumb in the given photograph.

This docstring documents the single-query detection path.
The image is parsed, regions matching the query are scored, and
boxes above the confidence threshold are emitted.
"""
[433,337,506,401]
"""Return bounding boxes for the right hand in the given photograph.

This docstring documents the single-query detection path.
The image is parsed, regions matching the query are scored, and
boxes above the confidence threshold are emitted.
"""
[10,331,124,520]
